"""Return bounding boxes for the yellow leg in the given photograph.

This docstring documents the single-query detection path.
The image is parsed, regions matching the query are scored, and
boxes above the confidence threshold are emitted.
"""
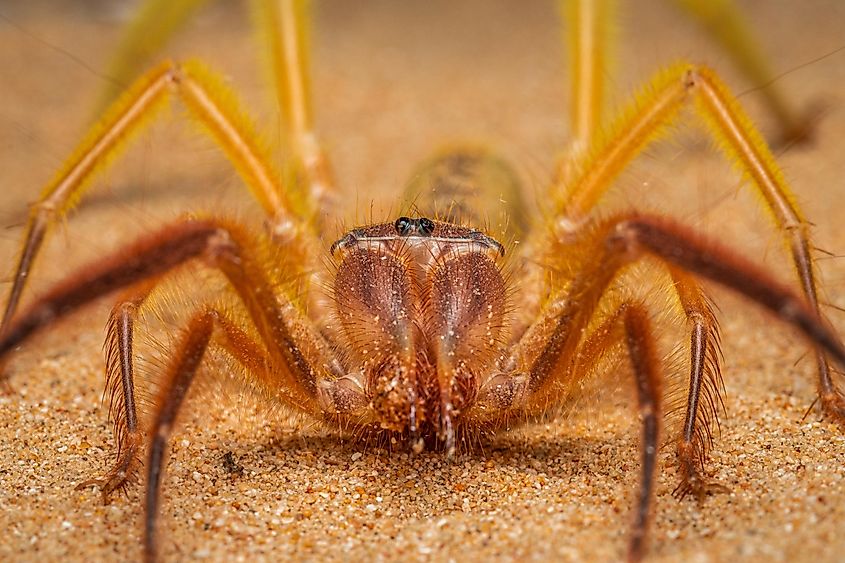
[670,0,812,144]
[560,0,811,149]
[98,0,334,209]
[1,60,314,333]
[560,0,616,152]
[552,61,841,419]
[255,0,335,210]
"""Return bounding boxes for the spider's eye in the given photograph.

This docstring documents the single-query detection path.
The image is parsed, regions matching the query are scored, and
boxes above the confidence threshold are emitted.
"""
[394,216,412,235]
[418,217,435,235]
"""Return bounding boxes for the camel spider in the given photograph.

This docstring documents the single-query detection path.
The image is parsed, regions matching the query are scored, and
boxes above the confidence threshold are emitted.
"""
[1,1,843,562]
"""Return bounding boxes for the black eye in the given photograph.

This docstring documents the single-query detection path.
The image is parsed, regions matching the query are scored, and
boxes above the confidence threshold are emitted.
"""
[394,216,412,235]
[418,217,435,235]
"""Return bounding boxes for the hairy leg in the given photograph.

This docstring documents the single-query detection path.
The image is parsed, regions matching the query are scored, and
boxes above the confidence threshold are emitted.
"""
[77,283,307,504]
[0,218,337,410]
[666,268,728,499]
[0,58,319,335]
[490,213,845,416]
[143,307,215,563]
[548,62,837,420]
[75,287,152,502]
[474,212,845,559]
[621,302,663,562]
[548,299,667,562]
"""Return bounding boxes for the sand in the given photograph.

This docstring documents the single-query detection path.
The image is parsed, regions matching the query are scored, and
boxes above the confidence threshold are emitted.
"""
[1,1,844,561]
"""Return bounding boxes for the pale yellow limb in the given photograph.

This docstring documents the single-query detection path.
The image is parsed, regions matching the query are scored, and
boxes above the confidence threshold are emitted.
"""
[1,60,309,333]
[253,0,335,210]
[552,61,837,418]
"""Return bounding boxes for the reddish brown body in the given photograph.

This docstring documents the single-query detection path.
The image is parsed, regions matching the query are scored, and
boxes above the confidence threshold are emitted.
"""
[326,217,507,452]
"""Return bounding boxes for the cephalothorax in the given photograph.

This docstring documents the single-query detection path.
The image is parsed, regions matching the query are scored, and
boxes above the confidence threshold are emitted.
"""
[1,2,843,562]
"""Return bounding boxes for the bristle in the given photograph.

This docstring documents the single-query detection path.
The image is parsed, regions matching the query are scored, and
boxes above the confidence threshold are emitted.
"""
[176,60,298,218]
[690,66,806,231]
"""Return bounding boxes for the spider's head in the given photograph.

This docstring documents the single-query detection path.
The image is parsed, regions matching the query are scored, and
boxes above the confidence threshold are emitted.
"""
[328,217,509,449]
[329,216,505,259]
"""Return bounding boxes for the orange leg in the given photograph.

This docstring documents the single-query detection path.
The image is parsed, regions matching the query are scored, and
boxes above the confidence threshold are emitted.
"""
[76,281,306,503]
[555,260,726,501]
[559,0,615,152]
[621,302,663,563]
[0,218,359,560]
[666,268,729,499]
[0,218,335,409]
[477,213,845,417]
[75,287,153,502]
[139,304,323,561]
[513,214,845,412]
[559,299,667,563]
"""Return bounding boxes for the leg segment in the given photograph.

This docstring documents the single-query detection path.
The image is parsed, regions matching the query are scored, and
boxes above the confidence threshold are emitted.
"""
[1,57,317,335]
[144,308,215,563]
[0,220,220,361]
[79,287,312,505]
[76,287,153,502]
[551,62,839,420]
[480,296,666,561]
[256,0,336,209]
[523,214,845,410]
[621,303,663,563]
[0,218,345,559]
[567,264,726,499]
[560,0,615,152]
[666,268,728,499]
[670,0,812,144]
[559,1,810,153]
[99,0,335,209]
[139,304,329,562]
[536,299,666,562]
[0,218,336,413]
[95,0,210,110]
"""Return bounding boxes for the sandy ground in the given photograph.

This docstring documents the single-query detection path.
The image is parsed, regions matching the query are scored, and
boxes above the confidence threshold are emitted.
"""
[1,1,845,561]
